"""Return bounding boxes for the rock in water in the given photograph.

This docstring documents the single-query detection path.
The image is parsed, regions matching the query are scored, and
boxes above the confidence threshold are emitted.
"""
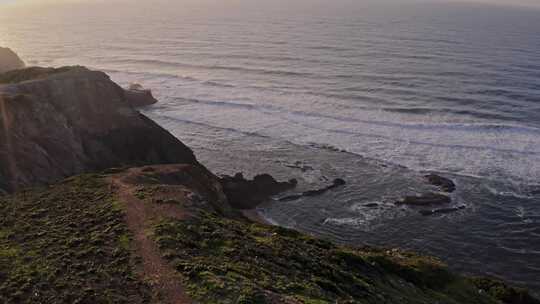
[124,83,158,107]
[0,66,199,191]
[279,178,347,202]
[419,205,466,216]
[0,47,25,73]
[396,192,452,206]
[425,174,456,193]
[364,203,379,208]
[220,173,298,209]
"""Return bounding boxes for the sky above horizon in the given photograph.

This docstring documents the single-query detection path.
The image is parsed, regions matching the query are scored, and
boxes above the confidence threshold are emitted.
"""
[1,0,540,8]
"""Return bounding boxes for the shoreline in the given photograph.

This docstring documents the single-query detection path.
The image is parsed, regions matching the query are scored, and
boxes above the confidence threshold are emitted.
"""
[0,62,538,301]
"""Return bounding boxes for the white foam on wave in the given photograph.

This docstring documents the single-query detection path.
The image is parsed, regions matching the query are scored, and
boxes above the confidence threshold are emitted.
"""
[322,211,388,231]
[144,92,540,186]
[28,3,538,188]
[45,46,540,188]
[349,201,384,212]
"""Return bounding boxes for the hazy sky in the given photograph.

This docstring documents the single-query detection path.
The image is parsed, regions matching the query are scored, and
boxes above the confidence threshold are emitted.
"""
[1,0,539,9]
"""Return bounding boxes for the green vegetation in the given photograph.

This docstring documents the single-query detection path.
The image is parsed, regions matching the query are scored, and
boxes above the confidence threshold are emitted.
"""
[0,171,537,304]
[153,212,504,304]
[134,185,162,201]
[0,174,150,304]
[470,277,540,304]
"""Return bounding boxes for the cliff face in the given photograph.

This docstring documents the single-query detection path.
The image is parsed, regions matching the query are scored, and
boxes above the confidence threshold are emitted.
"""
[0,47,25,73]
[124,84,158,107]
[0,66,198,191]
[0,63,537,303]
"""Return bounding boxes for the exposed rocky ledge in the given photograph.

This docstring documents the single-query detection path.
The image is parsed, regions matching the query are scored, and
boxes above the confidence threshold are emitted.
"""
[396,192,452,206]
[124,83,158,107]
[425,173,456,193]
[0,47,25,73]
[394,174,463,216]
[0,50,537,302]
[279,178,346,202]
[0,66,199,191]
[220,173,298,209]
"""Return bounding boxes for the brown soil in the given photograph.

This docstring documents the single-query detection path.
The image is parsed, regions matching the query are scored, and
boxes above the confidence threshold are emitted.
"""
[110,166,194,304]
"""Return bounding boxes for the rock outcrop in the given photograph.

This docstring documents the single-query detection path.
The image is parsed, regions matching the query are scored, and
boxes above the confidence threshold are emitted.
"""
[220,173,297,209]
[0,66,198,191]
[425,174,456,193]
[396,192,452,206]
[0,61,537,304]
[0,47,25,73]
[279,178,346,202]
[117,164,233,216]
[124,83,158,107]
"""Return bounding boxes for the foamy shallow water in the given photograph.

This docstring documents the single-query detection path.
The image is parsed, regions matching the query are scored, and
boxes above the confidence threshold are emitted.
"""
[1,0,539,292]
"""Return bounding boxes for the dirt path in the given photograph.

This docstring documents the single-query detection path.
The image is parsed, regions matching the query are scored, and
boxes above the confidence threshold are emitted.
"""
[110,174,193,304]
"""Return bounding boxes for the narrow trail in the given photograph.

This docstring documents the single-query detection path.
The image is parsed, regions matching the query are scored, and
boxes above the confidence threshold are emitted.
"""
[110,173,193,304]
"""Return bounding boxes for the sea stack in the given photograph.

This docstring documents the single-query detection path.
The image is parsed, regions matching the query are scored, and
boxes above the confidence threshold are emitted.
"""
[0,47,25,73]
[124,83,159,107]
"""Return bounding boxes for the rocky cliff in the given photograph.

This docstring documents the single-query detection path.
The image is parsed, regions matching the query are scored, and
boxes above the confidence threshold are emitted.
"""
[124,83,159,107]
[0,47,25,73]
[0,52,537,303]
[0,66,198,191]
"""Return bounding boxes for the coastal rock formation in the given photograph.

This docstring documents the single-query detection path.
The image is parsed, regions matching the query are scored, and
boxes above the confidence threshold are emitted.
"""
[118,164,233,216]
[0,66,198,191]
[284,161,315,172]
[220,173,297,209]
[364,203,380,208]
[0,62,537,303]
[279,178,346,202]
[425,174,456,193]
[396,192,452,206]
[397,175,460,214]
[124,83,158,107]
[0,47,25,73]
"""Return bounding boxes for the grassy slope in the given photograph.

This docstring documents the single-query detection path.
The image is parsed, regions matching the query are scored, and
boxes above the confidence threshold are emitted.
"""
[0,173,537,304]
[153,212,507,304]
[0,174,150,304]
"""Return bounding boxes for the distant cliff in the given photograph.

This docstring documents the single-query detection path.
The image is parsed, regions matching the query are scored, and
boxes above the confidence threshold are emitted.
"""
[0,66,198,191]
[0,47,25,73]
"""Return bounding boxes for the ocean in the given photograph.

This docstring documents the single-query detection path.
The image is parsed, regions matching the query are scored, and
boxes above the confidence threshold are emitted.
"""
[1,0,539,292]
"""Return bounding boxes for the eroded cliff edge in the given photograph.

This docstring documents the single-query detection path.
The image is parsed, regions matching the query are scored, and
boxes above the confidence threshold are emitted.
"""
[0,66,198,192]
[0,64,538,304]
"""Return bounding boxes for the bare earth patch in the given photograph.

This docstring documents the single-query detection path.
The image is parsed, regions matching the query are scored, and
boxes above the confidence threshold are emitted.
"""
[111,166,194,304]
